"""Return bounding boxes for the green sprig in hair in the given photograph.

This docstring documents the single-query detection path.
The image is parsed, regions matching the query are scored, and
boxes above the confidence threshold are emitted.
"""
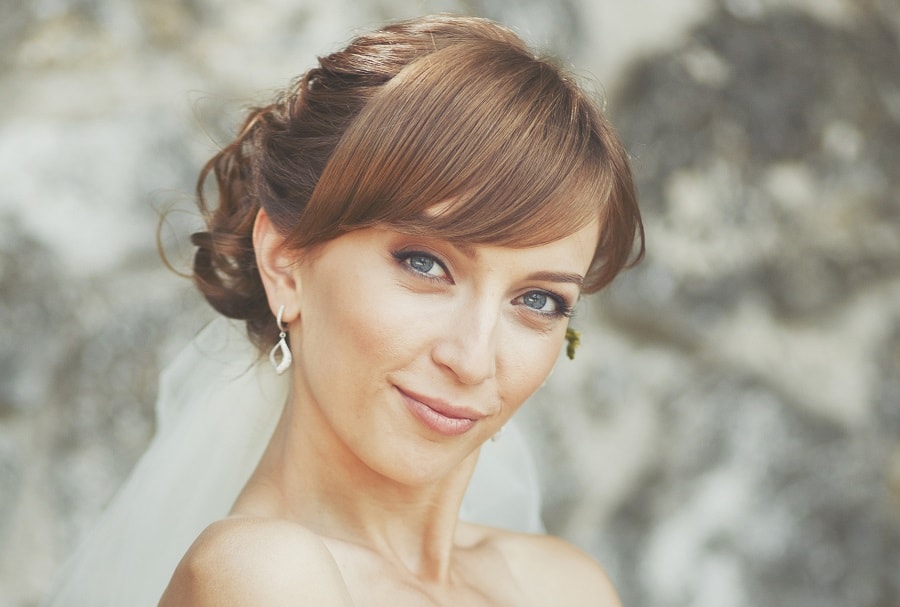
[564,327,581,360]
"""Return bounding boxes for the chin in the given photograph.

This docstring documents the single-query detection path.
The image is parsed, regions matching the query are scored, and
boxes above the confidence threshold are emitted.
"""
[365,436,482,490]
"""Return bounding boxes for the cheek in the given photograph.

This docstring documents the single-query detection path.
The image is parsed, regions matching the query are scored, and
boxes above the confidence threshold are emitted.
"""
[498,330,562,416]
[298,263,420,387]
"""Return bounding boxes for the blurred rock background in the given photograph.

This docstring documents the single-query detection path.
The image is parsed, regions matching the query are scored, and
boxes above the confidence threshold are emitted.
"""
[1,0,898,605]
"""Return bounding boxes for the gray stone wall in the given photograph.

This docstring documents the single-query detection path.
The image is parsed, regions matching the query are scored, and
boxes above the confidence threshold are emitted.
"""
[1,0,897,605]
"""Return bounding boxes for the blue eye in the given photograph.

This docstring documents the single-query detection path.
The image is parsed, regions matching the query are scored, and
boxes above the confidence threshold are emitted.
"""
[522,291,550,311]
[516,290,573,319]
[408,255,435,274]
[392,250,451,282]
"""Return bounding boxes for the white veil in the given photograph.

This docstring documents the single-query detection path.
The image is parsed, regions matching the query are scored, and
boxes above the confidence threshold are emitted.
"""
[44,317,544,606]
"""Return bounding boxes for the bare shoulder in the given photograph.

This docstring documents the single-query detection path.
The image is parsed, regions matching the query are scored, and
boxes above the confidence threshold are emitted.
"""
[484,527,622,607]
[159,517,353,606]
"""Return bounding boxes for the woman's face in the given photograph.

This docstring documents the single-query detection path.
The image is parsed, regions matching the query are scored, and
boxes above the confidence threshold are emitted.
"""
[289,220,599,485]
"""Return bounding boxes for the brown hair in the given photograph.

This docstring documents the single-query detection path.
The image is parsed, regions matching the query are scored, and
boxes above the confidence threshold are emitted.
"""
[192,15,644,349]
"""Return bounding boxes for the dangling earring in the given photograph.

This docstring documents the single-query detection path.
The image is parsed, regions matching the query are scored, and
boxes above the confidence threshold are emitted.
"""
[565,327,581,360]
[269,305,293,375]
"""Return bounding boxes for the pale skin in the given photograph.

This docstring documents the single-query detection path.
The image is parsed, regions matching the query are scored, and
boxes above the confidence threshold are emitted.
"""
[159,209,622,606]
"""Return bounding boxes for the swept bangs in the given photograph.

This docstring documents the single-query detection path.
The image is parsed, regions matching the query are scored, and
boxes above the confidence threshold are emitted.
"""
[300,41,606,242]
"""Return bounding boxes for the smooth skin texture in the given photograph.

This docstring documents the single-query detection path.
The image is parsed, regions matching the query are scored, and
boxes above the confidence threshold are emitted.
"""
[160,210,621,606]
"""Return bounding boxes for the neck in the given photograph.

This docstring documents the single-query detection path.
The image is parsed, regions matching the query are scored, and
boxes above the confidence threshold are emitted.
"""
[235,392,480,582]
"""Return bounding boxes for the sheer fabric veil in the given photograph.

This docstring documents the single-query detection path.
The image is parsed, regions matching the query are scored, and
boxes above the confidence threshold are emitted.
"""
[44,317,544,606]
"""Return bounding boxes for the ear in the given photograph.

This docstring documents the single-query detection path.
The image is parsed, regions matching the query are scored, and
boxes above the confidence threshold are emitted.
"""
[253,208,302,324]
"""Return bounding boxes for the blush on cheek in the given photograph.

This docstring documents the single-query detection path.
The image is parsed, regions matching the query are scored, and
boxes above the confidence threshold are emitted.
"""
[343,289,412,357]
[324,279,433,389]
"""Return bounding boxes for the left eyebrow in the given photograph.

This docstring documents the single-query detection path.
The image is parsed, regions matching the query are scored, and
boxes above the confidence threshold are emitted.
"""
[525,271,584,289]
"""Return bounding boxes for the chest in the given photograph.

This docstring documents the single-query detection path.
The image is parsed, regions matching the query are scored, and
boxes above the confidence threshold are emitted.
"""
[324,542,530,607]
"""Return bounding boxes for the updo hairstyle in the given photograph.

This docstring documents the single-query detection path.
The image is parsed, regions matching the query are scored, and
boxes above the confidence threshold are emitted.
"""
[192,15,644,349]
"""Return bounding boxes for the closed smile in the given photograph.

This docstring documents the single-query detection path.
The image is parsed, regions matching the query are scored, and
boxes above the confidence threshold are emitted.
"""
[396,387,483,436]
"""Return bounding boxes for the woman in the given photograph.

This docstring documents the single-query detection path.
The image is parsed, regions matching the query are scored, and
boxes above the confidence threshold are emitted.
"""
[47,14,643,606]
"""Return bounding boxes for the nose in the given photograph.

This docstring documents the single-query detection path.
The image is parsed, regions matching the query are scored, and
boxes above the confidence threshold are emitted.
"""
[431,303,499,385]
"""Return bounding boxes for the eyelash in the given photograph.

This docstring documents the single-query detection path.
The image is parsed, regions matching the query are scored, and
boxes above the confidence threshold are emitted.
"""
[391,249,575,320]
[528,292,575,320]
[391,249,452,284]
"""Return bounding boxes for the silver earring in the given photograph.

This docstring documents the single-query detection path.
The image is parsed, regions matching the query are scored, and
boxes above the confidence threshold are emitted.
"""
[269,305,293,375]
[491,425,505,442]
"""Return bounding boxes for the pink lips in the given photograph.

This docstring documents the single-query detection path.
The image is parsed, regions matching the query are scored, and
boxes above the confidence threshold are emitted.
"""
[397,388,482,436]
